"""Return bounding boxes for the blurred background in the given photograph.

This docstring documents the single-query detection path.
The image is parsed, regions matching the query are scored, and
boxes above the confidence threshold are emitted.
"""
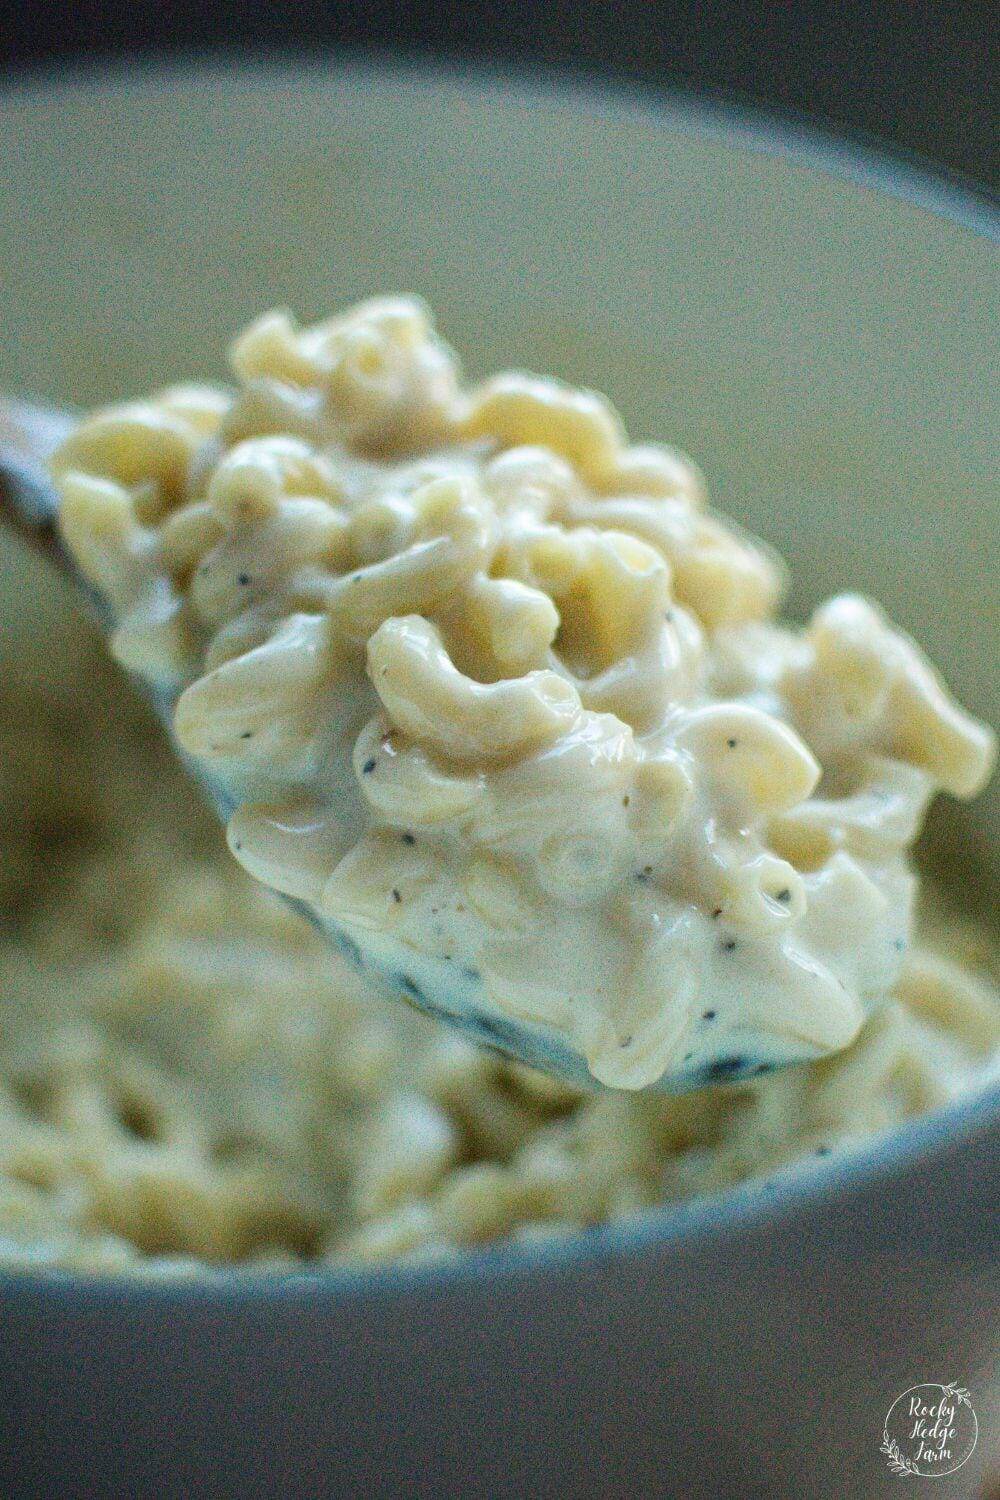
[2,0,998,193]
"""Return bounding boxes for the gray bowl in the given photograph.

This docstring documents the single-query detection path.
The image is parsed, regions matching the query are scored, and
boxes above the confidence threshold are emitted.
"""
[0,60,997,1499]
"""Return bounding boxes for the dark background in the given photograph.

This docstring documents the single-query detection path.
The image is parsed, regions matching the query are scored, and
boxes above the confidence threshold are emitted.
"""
[2,0,998,194]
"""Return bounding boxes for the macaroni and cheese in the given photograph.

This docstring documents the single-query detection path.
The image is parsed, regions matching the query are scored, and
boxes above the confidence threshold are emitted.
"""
[49,298,995,1090]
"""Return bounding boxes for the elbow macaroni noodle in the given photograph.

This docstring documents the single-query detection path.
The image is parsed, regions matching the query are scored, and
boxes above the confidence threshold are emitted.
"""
[50,296,995,1091]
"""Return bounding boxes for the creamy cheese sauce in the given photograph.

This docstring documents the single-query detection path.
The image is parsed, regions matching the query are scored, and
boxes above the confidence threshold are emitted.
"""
[50,297,995,1089]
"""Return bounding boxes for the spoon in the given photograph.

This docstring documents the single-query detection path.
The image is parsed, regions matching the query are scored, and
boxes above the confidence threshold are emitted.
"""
[1,395,830,1093]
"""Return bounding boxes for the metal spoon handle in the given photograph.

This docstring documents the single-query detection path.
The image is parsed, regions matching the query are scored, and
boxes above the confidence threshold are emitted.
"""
[0,397,76,569]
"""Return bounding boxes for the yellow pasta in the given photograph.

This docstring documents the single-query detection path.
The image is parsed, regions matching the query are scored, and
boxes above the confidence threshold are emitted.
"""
[52,400,202,522]
[460,372,624,485]
[368,615,582,763]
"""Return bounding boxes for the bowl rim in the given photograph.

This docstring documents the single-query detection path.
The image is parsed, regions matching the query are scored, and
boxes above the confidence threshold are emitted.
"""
[4,1074,998,1307]
[1,53,997,1303]
[3,47,998,235]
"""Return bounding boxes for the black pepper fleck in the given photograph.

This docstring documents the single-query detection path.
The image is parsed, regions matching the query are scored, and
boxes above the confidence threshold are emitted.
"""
[391,888,401,904]
[239,731,253,739]
[703,1056,746,1082]
[721,938,737,953]
[401,833,415,846]
[726,737,738,749]
[362,758,377,774]
[237,573,250,587]
[702,1009,717,1021]
[711,908,722,920]
[776,889,791,903]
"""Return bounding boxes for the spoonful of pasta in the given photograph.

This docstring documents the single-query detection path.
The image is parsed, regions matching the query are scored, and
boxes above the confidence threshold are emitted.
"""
[1,297,994,1092]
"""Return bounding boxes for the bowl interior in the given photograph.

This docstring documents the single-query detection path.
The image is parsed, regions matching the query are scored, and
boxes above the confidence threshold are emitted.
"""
[1,62,996,888]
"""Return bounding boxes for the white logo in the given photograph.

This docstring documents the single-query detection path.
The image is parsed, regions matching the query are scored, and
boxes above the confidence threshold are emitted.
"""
[881,1383,978,1478]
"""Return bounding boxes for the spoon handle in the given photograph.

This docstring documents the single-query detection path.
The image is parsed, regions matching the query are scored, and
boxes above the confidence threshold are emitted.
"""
[0,397,75,569]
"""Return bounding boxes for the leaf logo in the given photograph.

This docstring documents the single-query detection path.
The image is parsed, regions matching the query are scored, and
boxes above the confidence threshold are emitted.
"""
[882,1382,978,1479]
